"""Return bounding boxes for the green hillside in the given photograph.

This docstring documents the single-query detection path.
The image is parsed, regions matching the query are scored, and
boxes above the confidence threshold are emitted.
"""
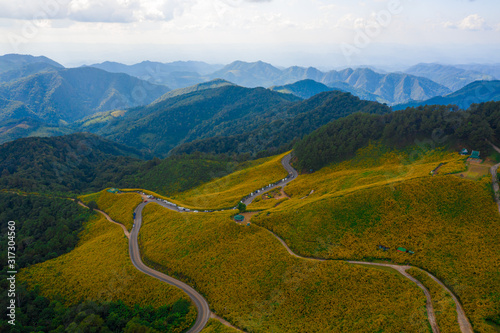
[171,90,390,157]
[84,85,299,156]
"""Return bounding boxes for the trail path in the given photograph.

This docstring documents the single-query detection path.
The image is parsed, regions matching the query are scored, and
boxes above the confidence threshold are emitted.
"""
[87,153,474,333]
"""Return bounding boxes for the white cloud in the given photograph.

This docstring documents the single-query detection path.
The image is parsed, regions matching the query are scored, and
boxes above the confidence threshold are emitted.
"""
[444,14,491,31]
[0,0,197,23]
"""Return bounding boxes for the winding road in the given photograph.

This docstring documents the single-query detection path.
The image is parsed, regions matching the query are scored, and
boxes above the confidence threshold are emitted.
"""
[89,153,474,333]
[129,202,212,333]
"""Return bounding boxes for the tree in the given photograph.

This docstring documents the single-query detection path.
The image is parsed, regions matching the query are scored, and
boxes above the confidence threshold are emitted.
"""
[238,202,246,213]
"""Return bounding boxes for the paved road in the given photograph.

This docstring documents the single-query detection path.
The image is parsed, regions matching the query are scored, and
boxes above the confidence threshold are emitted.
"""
[242,153,298,206]
[130,202,211,333]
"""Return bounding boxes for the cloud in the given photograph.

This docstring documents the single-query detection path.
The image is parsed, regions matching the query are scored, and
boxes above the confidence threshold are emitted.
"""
[444,14,491,31]
[0,0,196,23]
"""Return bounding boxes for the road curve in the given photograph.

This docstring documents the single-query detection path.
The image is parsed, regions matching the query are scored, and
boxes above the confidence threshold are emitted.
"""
[242,153,298,206]
[130,202,211,333]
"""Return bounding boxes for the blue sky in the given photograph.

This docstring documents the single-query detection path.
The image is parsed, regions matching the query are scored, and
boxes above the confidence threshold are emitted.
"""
[0,0,498,69]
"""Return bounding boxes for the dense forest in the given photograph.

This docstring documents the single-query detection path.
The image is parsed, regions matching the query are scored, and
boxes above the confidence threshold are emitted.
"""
[294,102,500,171]
[171,90,390,156]
[0,133,243,195]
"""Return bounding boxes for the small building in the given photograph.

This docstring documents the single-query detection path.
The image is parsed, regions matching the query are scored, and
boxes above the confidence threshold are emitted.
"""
[460,148,469,155]
[397,247,407,253]
[234,215,245,222]
[470,150,480,159]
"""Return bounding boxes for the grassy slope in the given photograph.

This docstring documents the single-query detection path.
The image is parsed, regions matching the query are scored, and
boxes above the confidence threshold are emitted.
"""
[201,319,241,333]
[18,213,193,316]
[140,204,429,333]
[80,190,143,230]
[252,146,500,332]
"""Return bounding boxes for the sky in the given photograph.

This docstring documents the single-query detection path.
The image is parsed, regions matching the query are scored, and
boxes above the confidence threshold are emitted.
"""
[0,0,499,70]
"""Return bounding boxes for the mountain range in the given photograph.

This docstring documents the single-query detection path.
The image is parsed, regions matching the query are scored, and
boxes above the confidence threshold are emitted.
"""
[393,80,500,110]
[0,66,170,124]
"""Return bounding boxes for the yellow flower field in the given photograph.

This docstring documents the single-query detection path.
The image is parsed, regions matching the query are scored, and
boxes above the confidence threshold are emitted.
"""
[80,190,143,230]
[139,204,429,333]
[19,214,193,314]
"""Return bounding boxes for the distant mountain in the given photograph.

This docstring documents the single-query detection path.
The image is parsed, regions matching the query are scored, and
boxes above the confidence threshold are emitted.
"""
[0,54,63,73]
[455,64,500,81]
[171,90,391,157]
[326,81,386,103]
[321,68,451,105]
[76,85,300,156]
[393,80,500,110]
[209,61,449,105]
[0,67,170,124]
[89,60,223,89]
[153,79,235,104]
[209,61,284,87]
[405,63,495,91]
[270,79,334,99]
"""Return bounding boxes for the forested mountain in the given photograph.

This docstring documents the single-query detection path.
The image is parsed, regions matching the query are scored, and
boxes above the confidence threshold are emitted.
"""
[0,54,63,74]
[405,63,495,91]
[153,79,235,103]
[80,85,300,156]
[0,118,72,145]
[171,90,391,157]
[0,67,170,124]
[393,80,500,110]
[0,62,61,83]
[294,101,500,171]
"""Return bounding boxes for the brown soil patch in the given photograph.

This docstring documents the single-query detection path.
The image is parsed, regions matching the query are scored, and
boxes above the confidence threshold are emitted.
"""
[237,212,259,224]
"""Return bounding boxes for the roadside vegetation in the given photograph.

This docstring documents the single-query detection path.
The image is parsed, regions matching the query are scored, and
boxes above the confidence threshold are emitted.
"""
[170,153,289,209]
[139,204,429,333]
[201,319,242,333]
[80,190,143,230]
[406,268,461,333]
